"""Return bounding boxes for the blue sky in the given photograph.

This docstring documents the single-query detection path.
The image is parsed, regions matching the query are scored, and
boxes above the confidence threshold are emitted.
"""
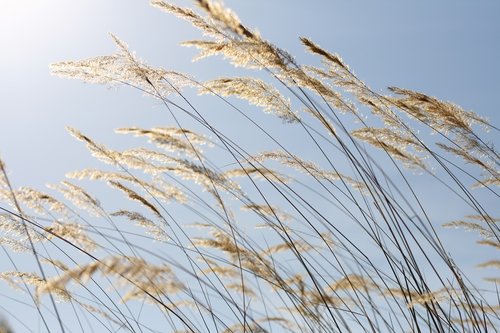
[0,1,499,332]
[1,1,499,187]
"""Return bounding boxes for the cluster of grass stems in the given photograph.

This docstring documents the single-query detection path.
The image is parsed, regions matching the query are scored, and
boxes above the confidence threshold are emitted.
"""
[0,1,498,332]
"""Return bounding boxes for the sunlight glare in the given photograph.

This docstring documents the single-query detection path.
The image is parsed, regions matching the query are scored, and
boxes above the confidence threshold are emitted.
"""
[1,0,44,16]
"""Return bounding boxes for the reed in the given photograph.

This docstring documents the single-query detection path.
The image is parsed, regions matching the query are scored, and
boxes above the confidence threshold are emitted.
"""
[0,1,498,332]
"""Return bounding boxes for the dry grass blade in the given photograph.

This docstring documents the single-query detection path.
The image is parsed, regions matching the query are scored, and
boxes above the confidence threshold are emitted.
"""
[1,1,499,332]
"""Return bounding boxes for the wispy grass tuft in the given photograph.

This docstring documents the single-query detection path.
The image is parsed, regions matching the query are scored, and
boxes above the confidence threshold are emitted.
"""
[1,1,498,332]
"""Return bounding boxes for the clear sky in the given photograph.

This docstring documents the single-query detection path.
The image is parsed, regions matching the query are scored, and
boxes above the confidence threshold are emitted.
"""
[0,1,499,332]
[1,0,499,188]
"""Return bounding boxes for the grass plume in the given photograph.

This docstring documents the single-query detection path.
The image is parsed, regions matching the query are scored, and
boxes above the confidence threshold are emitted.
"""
[0,1,498,332]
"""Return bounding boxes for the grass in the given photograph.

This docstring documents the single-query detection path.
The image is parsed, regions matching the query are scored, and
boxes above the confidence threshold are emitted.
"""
[0,1,498,332]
